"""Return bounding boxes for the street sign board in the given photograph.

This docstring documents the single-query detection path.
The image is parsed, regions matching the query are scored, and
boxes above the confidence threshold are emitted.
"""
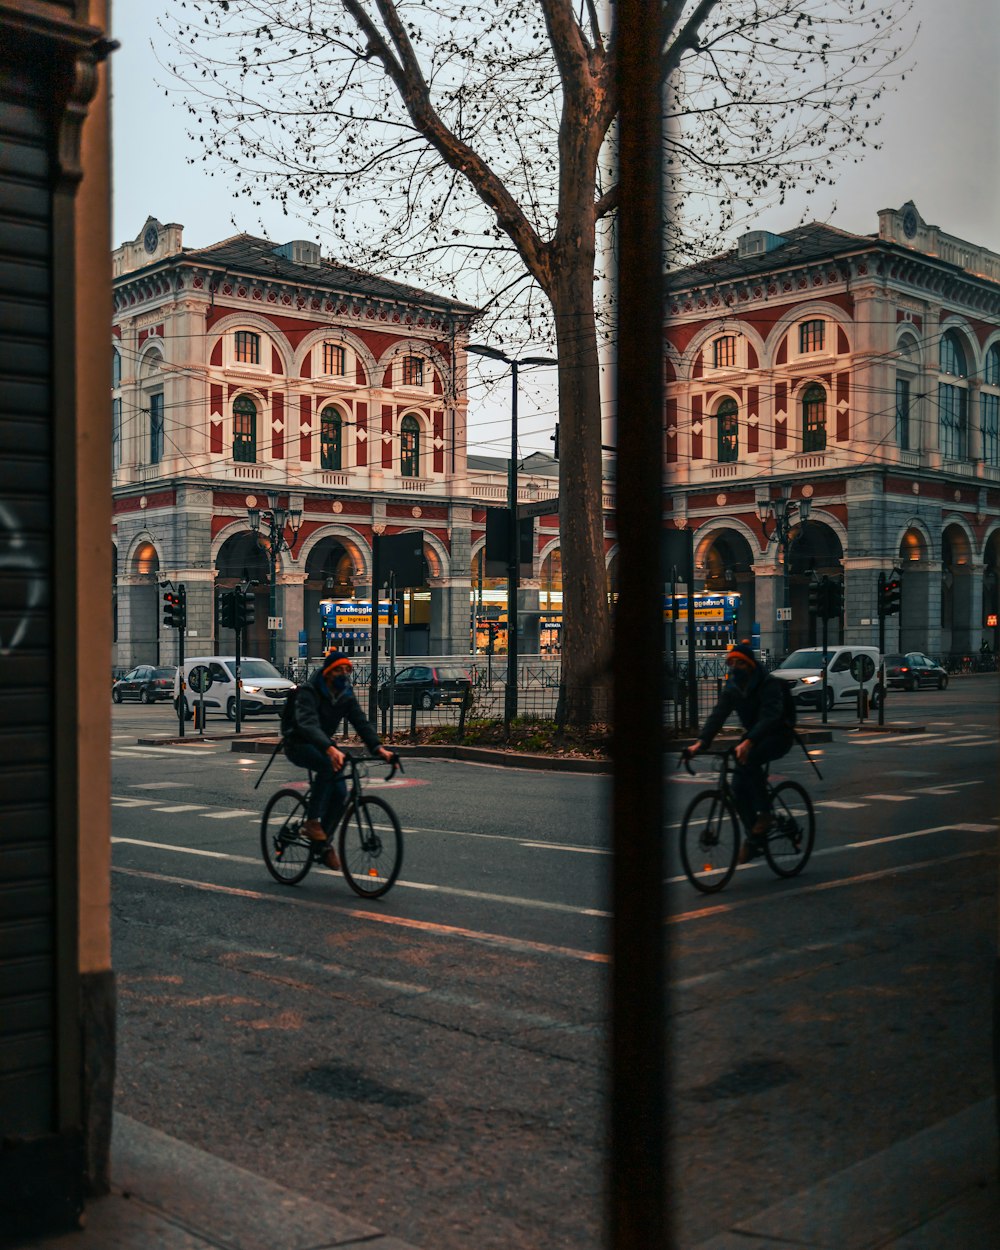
[776,607,792,621]
[188,665,212,694]
[268,616,283,630]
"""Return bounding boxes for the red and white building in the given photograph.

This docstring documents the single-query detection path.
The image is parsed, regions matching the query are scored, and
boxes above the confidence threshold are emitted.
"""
[111,219,611,668]
[665,202,1000,661]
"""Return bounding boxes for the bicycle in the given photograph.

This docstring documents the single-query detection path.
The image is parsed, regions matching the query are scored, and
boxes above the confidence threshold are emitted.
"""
[677,745,816,893]
[260,751,405,899]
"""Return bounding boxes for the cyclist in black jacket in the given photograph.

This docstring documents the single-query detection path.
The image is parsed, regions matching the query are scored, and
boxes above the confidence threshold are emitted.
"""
[283,651,394,869]
[684,640,795,862]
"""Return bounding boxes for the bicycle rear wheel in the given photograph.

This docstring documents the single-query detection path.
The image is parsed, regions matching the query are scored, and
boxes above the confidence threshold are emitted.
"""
[764,781,815,877]
[261,789,314,885]
[679,789,740,893]
[338,795,403,899]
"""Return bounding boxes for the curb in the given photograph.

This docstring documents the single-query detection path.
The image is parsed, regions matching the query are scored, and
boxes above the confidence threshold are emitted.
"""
[227,736,614,773]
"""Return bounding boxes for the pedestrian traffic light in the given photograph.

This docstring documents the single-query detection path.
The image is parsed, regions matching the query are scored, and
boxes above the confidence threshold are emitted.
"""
[220,591,235,630]
[808,579,821,616]
[162,591,179,629]
[881,576,902,617]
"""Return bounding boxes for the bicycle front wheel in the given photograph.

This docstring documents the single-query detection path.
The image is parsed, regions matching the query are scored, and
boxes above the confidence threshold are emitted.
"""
[679,789,740,893]
[338,795,403,899]
[764,781,815,878]
[261,788,313,885]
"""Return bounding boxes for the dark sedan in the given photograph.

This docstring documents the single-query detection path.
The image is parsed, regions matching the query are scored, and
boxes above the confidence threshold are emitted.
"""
[883,652,949,691]
[113,665,177,704]
[377,664,472,710]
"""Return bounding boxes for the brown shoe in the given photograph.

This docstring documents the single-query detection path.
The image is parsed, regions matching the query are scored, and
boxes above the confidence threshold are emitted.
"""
[303,819,327,843]
[323,846,342,871]
[751,813,773,837]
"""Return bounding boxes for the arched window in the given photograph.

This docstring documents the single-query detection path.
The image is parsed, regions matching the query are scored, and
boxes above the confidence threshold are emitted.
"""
[112,347,121,389]
[400,414,420,477]
[983,345,1000,467]
[149,392,164,464]
[716,398,738,463]
[233,395,257,463]
[939,331,968,377]
[801,384,826,452]
[939,331,969,460]
[320,405,343,471]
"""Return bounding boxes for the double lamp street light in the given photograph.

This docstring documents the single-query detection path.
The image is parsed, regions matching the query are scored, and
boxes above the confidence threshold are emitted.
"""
[466,343,558,724]
[248,490,303,666]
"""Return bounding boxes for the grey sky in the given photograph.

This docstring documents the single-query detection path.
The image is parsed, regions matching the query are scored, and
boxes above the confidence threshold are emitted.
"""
[110,1,1000,454]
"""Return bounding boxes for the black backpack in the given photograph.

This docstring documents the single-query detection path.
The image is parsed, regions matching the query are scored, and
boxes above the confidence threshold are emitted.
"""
[280,684,308,738]
[777,677,797,729]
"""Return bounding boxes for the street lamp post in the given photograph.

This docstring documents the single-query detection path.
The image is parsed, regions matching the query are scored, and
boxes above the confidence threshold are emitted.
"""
[466,343,557,726]
[247,489,302,666]
[757,487,812,656]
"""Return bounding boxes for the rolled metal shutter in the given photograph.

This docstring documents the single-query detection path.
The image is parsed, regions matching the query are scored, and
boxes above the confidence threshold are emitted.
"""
[0,61,56,1137]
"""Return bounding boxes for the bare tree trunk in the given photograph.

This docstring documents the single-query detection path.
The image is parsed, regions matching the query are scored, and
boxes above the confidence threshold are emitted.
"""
[552,250,611,722]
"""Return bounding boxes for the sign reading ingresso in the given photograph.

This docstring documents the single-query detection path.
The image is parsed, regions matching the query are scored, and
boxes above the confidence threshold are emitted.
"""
[321,600,398,630]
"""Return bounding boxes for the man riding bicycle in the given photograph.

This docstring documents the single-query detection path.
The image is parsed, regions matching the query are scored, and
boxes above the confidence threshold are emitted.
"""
[682,640,795,863]
[282,651,394,869]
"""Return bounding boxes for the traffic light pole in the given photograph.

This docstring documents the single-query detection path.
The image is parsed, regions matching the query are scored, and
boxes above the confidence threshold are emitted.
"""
[820,577,829,726]
[877,572,887,727]
[177,585,186,738]
[234,587,243,734]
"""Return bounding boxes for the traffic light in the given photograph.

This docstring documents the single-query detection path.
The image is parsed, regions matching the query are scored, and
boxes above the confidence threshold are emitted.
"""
[881,576,902,617]
[807,580,821,616]
[219,590,236,630]
[162,591,179,629]
[235,587,256,630]
[820,579,842,620]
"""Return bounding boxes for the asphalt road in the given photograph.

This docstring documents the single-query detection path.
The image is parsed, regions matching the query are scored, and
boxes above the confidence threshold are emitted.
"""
[110,678,998,1248]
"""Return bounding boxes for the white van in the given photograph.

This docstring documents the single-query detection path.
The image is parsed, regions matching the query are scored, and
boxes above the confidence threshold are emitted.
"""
[175,656,296,721]
[772,645,882,713]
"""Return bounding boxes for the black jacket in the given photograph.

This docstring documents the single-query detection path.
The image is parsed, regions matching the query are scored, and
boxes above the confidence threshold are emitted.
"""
[698,666,792,750]
[283,671,381,756]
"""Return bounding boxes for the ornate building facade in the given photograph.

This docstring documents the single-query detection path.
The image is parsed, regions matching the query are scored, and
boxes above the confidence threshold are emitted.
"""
[665,202,1000,661]
[112,220,613,667]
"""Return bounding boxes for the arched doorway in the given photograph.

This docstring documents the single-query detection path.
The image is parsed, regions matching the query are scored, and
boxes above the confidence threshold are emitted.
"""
[305,536,361,658]
[127,540,160,665]
[471,545,508,654]
[898,525,931,653]
[941,523,974,656]
[787,521,843,650]
[539,547,562,655]
[984,531,1000,656]
[215,531,269,656]
[697,528,756,645]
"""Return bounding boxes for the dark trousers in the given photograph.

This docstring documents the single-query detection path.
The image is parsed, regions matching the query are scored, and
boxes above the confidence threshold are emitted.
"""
[284,741,347,833]
[731,731,793,837]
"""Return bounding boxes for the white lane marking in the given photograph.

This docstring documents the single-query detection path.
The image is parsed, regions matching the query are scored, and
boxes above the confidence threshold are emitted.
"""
[112,753,160,760]
[153,805,208,813]
[519,841,610,856]
[914,780,983,792]
[949,823,996,833]
[115,744,221,756]
[130,781,188,789]
[112,837,245,861]
[815,800,867,810]
[111,797,158,807]
[862,793,917,802]
[200,809,257,820]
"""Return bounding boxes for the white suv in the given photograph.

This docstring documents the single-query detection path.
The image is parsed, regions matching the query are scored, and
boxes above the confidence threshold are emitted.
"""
[772,645,882,713]
[175,656,296,721]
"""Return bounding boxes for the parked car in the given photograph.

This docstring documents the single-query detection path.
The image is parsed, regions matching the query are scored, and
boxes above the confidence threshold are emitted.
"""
[112,665,177,704]
[377,664,472,711]
[772,645,882,712]
[174,656,296,720]
[883,652,949,691]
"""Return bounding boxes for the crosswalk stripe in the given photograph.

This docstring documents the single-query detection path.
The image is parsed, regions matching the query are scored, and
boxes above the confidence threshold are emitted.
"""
[153,805,207,813]
[863,793,916,801]
[111,798,157,807]
[200,809,257,820]
[815,800,867,809]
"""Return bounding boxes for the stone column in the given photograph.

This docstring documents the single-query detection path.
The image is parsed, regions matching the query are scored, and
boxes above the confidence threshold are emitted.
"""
[169,568,216,658]
[276,571,305,670]
[900,560,940,656]
[752,562,783,663]
[841,556,884,650]
[116,574,159,668]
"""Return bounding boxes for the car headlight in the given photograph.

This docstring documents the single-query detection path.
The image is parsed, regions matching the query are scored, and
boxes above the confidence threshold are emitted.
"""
[801,676,821,685]
[243,684,260,694]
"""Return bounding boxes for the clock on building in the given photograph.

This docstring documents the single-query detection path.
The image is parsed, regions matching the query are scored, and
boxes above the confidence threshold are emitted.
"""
[902,207,918,239]
[143,223,159,254]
